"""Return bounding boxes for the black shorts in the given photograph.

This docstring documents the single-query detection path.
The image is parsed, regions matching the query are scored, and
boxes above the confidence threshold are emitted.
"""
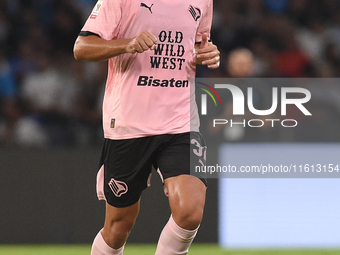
[97,132,207,208]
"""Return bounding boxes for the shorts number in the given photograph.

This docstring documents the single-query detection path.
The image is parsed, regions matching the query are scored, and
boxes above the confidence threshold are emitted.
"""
[191,138,207,161]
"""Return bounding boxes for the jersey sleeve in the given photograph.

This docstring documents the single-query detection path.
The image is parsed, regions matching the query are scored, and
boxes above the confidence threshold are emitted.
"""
[195,0,213,43]
[81,0,122,40]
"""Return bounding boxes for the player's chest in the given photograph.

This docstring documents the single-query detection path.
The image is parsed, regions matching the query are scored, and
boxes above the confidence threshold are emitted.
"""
[122,0,207,36]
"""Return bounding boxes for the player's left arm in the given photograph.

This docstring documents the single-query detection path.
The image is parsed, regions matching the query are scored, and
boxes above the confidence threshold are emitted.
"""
[195,35,220,69]
[194,0,219,69]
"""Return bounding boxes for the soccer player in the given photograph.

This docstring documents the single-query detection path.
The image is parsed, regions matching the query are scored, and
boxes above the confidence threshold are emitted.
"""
[73,0,220,254]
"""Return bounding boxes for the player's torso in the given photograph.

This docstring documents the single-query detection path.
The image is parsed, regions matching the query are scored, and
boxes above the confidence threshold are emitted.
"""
[104,0,208,138]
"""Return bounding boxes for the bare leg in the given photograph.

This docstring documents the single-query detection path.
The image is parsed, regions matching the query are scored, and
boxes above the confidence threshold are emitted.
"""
[166,175,206,230]
[91,200,140,255]
[155,175,206,255]
[102,200,140,248]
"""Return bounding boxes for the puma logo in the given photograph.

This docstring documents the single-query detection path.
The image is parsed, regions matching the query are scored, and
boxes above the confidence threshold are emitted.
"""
[141,3,154,14]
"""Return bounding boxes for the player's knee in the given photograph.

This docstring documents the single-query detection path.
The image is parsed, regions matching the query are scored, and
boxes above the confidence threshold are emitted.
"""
[173,204,204,230]
[103,218,135,245]
[113,223,132,237]
[104,213,137,242]
[108,216,136,232]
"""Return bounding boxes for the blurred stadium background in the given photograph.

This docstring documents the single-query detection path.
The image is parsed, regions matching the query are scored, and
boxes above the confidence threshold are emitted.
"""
[1,0,340,254]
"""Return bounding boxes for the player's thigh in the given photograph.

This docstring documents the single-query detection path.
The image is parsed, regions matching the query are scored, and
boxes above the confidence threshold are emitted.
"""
[155,132,207,229]
[164,175,206,230]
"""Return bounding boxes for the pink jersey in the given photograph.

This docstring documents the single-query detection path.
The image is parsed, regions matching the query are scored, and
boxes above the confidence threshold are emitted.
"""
[82,0,212,139]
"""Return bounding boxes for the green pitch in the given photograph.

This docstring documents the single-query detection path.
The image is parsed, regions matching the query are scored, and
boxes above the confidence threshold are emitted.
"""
[1,244,340,255]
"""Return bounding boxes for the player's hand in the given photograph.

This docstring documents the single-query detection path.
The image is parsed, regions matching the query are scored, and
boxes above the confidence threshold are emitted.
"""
[126,30,157,54]
[196,33,220,69]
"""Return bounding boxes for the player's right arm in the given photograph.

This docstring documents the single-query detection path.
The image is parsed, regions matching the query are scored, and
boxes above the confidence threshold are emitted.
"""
[73,30,157,62]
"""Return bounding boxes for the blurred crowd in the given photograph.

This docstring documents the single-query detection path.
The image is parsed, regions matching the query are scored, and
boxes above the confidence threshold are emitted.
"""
[210,0,340,78]
[1,0,340,147]
[0,0,105,146]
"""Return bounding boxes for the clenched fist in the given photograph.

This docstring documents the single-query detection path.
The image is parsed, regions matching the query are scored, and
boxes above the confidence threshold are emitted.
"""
[126,30,157,54]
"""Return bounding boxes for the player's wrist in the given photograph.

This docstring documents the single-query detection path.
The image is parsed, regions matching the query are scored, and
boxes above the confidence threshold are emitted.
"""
[125,38,137,54]
[107,38,135,56]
